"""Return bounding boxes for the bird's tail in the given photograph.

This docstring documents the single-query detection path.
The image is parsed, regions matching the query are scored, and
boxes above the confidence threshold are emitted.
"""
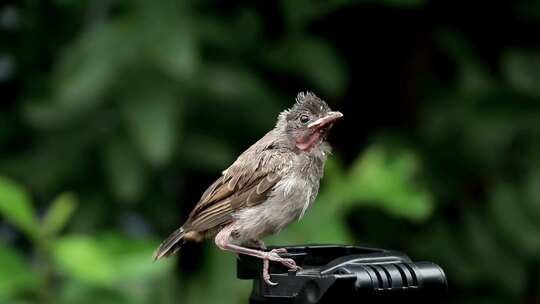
[153,227,186,261]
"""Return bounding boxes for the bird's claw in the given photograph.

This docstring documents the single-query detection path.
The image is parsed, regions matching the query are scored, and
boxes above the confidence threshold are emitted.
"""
[263,271,278,286]
[262,257,278,285]
[268,249,300,269]
[280,257,302,270]
[270,248,288,254]
[261,248,301,286]
[266,250,302,269]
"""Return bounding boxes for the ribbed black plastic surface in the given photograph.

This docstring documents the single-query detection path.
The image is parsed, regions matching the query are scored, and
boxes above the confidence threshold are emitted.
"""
[236,244,447,304]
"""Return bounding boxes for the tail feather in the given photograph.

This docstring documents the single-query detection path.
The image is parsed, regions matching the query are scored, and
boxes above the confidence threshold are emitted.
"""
[153,227,186,261]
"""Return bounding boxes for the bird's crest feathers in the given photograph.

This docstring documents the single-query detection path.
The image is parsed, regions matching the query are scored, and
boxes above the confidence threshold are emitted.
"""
[276,91,330,128]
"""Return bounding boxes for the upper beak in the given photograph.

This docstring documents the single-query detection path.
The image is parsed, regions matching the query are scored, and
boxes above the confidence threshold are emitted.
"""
[308,111,344,129]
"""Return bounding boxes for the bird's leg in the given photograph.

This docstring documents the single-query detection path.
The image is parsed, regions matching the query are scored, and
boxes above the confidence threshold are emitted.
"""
[250,240,288,254]
[215,224,299,286]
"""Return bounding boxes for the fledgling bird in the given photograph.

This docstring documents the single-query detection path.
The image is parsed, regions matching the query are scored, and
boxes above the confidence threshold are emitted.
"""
[153,92,343,285]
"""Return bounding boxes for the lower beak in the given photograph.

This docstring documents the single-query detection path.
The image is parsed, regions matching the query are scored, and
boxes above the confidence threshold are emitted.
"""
[308,111,344,129]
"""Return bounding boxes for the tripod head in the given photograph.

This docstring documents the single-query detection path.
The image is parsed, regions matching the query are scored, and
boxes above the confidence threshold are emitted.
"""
[237,245,447,304]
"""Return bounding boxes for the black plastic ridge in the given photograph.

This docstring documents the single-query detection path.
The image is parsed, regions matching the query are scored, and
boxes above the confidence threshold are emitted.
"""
[236,244,447,304]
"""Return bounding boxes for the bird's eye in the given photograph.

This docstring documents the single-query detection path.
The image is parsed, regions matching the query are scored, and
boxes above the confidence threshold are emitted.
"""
[300,115,309,124]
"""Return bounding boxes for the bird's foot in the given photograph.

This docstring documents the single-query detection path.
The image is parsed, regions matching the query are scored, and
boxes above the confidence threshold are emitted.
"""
[270,247,287,254]
[261,248,301,286]
[268,248,301,270]
[262,259,277,286]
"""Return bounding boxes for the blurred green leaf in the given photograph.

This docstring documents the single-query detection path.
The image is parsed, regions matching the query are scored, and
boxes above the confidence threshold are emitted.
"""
[184,246,250,304]
[489,184,540,255]
[53,234,173,286]
[281,0,348,30]
[53,235,116,285]
[59,281,135,304]
[524,171,540,222]
[435,29,478,67]
[140,18,198,81]
[42,192,78,237]
[96,234,173,281]
[54,21,134,110]
[0,176,38,238]
[503,49,540,98]
[149,31,197,81]
[103,140,146,203]
[195,7,262,53]
[181,134,235,172]
[265,37,347,97]
[411,222,481,287]
[463,209,526,294]
[22,100,86,130]
[340,145,433,220]
[0,245,38,300]
[200,64,273,103]
[120,85,181,167]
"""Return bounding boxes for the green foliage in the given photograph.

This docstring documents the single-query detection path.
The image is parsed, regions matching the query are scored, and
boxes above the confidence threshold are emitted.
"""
[0,180,173,303]
[0,245,38,301]
[120,84,181,167]
[2,0,540,303]
[53,234,172,286]
[264,37,347,97]
[503,49,540,98]
[330,145,433,220]
[42,193,77,237]
[0,177,38,238]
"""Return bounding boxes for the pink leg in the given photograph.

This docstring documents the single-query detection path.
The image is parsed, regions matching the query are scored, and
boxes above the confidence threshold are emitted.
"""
[215,224,299,285]
[250,240,288,254]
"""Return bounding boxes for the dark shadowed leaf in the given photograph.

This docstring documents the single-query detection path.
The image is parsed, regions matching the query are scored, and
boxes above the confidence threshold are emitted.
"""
[0,245,38,299]
[463,210,526,294]
[120,86,181,167]
[103,140,146,203]
[502,49,540,98]
[264,37,347,97]
[135,1,198,81]
[53,21,134,111]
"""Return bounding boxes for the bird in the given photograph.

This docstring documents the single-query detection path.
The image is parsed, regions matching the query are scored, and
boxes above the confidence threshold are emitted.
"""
[153,92,343,285]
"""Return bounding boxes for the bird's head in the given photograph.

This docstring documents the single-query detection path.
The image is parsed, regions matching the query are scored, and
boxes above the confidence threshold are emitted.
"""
[277,92,343,152]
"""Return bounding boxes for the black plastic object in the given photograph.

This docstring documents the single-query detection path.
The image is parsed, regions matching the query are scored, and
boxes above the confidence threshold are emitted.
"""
[237,244,447,304]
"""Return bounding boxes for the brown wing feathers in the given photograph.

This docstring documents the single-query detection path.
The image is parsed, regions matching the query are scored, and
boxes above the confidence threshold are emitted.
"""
[153,135,284,260]
[184,171,280,232]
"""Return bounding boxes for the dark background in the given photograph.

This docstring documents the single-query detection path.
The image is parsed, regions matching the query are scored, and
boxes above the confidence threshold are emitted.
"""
[1,0,540,303]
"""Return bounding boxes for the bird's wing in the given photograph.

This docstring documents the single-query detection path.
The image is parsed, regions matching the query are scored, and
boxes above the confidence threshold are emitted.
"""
[184,137,288,232]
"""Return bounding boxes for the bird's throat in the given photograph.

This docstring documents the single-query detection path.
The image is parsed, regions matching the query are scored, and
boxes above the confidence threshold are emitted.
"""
[296,130,321,151]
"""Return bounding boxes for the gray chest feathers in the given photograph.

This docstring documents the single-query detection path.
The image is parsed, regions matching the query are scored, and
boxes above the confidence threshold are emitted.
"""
[232,152,326,243]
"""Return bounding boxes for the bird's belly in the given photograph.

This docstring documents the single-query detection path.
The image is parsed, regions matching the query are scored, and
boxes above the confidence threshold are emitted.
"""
[231,175,318,244]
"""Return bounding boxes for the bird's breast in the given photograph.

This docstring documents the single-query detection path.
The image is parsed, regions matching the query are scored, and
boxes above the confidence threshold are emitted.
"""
[229,152,326,244]
[275,174,319,219]
[231,172,321,243]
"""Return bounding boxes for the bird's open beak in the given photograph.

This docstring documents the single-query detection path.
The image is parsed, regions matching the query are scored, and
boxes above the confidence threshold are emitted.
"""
[308,111,344,129]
